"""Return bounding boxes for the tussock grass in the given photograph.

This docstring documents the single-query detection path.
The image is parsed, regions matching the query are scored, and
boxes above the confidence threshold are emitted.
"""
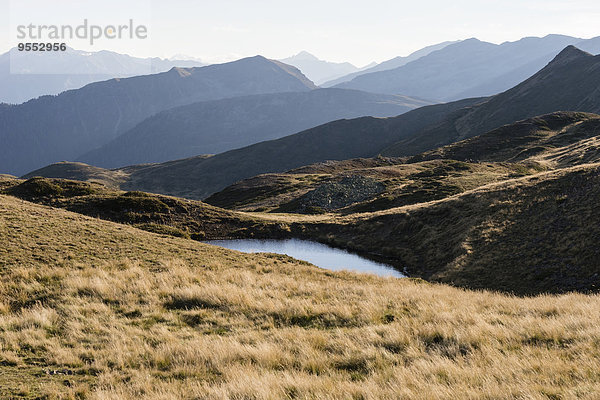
[2,195,600,398]
[22,161,129,189]
[206,158,539,214]
[311,163,600,294]
[2,177,289,241]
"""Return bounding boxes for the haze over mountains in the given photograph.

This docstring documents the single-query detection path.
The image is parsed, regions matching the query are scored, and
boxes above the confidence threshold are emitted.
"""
[27,98,482,198]
[334,35,600,101]
[4,43,468,174]
[382,46,600,156]
[28,43,600,200]
[80,89,431,168]
[138,46,600,197]
[6,35,600,200]
[0,47,206,104]
[279,51,371,85]
[321,41,459,87]
[0,56,316,175]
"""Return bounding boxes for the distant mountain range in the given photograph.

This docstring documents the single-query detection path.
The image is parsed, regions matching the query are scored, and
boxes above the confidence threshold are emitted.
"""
[381,46,600,156]
[27,44,600,200]
[79,89,432,168]
[25,98,481,198]
[333,35,600,101]
[321,41,459,87]
[0,56,316,175]
[0,47,206,104]
[279,51,371,85]
[278,42,462,87]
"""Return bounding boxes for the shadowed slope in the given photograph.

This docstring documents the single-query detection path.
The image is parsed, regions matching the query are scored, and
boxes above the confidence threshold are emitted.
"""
[114,98,483,199]
[409,112,600,165]
[383,46,600,156]
[79,89,431,168]
[2,177,286,240]
[0,56,315,176]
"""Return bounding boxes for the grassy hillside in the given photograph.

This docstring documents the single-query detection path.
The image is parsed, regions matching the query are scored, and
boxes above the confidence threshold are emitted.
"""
[409,112,600,167]
[13,112,600,295]
[1,177,287,240]
[307,163,600,294]
[206,112,600,213]
[205,161,600,295]
[22,161,130,189]
[22,157,214,189]
[2,194,600,398]
[12,160,600,296]
[200,112,600,294]
[206,158,542,214]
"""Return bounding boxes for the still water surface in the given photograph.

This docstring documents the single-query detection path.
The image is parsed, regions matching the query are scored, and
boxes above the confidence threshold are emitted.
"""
[207,239,404,278]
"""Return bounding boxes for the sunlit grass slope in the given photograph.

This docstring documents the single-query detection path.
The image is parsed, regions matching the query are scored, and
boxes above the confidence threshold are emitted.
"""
[2,195,600,399]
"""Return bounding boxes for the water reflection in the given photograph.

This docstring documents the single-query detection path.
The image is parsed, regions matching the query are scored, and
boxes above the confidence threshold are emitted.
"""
[206,239,404,278]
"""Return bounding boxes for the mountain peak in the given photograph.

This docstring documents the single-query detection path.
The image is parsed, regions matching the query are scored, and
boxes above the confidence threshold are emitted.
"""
[234,55,270,64]
[292,51,319,61]
[548,45,592,68]
[167,56,275,77]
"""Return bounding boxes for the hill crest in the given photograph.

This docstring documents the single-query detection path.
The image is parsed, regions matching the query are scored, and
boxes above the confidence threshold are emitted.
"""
[547,45,593,67]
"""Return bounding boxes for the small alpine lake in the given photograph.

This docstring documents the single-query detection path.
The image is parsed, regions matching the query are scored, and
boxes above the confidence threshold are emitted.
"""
[206,238,405,278]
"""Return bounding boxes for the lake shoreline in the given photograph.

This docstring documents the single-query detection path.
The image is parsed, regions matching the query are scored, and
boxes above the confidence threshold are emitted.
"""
[205,238,406,278]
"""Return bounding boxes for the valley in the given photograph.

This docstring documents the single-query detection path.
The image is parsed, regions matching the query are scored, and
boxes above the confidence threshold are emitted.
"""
[7,110,600,295]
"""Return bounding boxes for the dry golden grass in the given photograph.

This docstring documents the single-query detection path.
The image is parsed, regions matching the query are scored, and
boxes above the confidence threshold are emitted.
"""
[1,177,293,241]
[306,162,600,294]
[23,161,130,190]
[2,194,600,399]
[206,158,541,215]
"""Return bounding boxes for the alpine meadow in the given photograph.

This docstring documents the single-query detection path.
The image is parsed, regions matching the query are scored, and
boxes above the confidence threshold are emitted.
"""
[2,1,600,398]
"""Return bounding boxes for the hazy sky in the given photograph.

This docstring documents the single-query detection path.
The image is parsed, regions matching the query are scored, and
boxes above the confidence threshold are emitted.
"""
[1,0,599,65]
